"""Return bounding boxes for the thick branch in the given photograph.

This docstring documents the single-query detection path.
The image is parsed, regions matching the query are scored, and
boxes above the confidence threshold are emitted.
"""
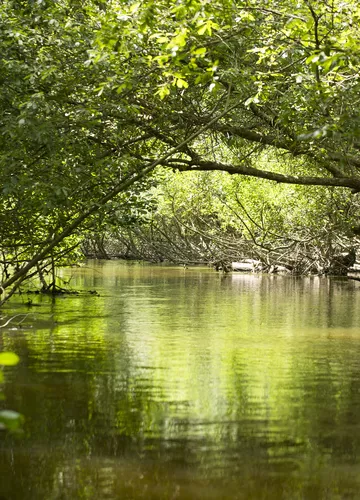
[165,108,360,176]
[166,159,360,190]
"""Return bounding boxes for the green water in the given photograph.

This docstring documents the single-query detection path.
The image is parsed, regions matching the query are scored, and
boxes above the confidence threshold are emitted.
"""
[1,260,360,499]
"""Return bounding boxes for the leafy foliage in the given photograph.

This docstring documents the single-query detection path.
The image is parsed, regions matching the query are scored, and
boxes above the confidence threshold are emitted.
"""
[1,0,360,301]
[100,167,360,273]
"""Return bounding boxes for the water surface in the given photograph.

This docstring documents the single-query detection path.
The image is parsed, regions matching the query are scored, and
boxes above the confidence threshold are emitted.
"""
[1,261,360,499]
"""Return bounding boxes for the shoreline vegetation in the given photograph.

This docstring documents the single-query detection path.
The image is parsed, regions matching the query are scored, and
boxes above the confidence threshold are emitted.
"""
[82,236,359,277]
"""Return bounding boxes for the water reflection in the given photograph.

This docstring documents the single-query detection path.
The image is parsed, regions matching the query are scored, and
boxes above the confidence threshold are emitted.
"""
[1,262,360,498]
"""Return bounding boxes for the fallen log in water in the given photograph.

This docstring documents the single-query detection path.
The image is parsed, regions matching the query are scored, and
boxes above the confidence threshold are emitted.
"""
[231,261,259,272]
[231,261,291,273]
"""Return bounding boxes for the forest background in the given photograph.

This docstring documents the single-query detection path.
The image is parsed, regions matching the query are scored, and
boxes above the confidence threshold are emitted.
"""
[1,0,360,304]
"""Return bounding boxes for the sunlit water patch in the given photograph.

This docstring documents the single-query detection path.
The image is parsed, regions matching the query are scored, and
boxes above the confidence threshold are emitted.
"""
[1,261,360,499]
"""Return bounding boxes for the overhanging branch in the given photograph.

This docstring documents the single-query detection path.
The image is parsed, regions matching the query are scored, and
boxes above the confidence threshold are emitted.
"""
[164,159,360,190]
[1,98,243,298]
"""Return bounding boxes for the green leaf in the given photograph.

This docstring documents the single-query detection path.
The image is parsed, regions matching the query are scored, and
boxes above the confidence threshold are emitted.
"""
[176,78,189,88]
[155,85,170,99]
[193,47,207,56]
[197,24,207,36]
[0,410,23,431]
[129,2,141,14]
[285,18,305,30]
[305,53,320,65]
[167,29,188,49]
[0,352,20,366]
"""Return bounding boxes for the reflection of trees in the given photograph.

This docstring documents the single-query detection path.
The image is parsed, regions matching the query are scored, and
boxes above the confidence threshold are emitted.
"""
[2,263,360,498]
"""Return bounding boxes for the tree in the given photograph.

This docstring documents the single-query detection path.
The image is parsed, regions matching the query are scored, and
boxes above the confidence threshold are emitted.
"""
[97,167,359,273]
[1,0,360,303]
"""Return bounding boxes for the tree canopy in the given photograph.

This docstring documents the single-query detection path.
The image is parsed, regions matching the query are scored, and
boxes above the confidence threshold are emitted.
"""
[1,0,360,302]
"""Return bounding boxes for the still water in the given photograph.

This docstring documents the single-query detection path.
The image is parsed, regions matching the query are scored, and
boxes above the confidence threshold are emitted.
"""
[1,260,360,499]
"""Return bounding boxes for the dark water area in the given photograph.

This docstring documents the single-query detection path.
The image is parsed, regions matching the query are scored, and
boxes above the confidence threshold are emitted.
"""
[1,261,360,499]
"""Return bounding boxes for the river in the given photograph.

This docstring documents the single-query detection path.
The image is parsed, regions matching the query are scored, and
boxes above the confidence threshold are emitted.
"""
[1,260,360,499]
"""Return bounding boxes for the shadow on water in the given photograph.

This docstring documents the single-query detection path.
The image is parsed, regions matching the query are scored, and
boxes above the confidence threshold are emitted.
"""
[1,261,360,498]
